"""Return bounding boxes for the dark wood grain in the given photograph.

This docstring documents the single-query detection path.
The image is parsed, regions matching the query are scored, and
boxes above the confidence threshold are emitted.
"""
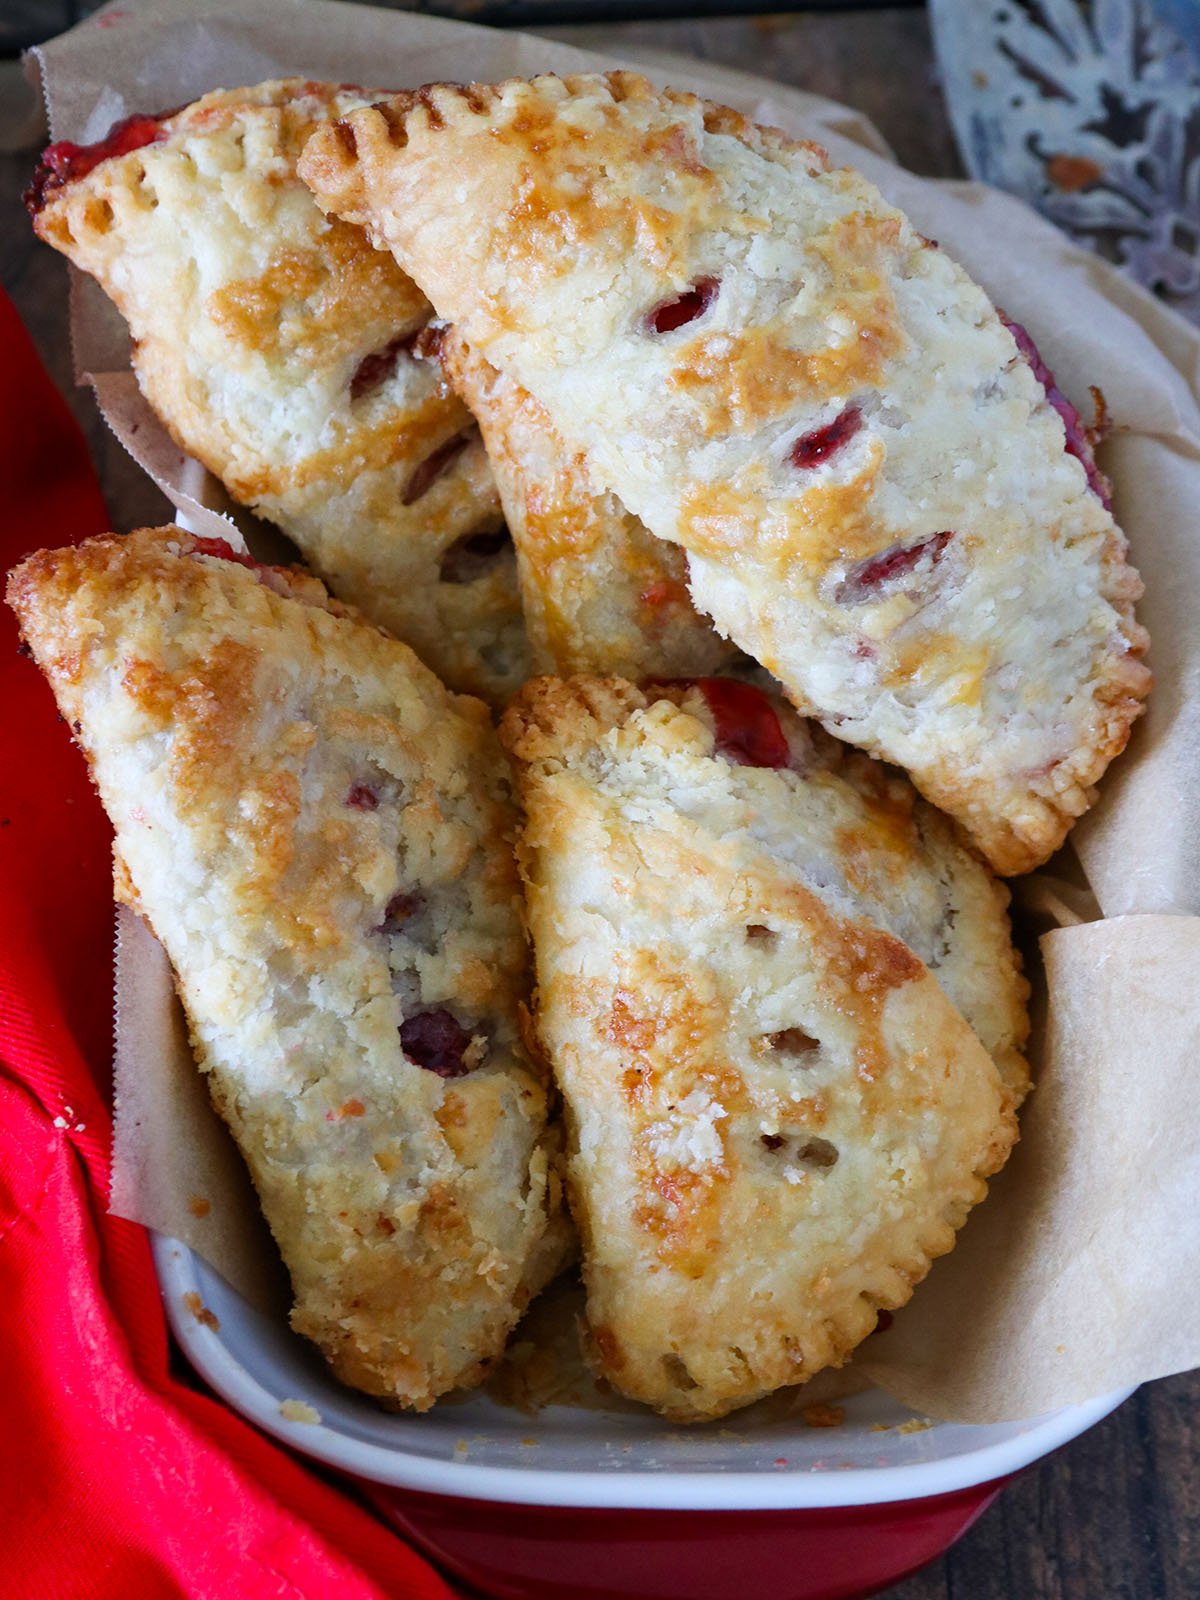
[542,7,963,177]
[2,10,1196,1599]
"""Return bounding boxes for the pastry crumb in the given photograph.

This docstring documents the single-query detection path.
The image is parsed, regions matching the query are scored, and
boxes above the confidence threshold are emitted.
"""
[896,1417,933,1435]
[280,1399,321,1424]
[802,1403,845,1429]
[182,1291,220,1331]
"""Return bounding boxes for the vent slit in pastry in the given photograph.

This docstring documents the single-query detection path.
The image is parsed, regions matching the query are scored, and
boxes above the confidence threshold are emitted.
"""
[760,1027,821,1058]
[790,404,863,469]
[645,277,719,335]
[438,525,514,585]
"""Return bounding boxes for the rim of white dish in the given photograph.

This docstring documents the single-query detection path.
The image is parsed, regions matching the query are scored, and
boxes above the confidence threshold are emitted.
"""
[154,1235,1134,1510]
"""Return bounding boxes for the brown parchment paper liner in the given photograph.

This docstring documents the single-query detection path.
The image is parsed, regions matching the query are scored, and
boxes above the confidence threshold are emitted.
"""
[30,0,1200,1422]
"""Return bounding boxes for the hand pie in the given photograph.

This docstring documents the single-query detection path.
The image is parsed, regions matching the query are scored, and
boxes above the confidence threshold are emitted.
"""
[8,527,565,1409]
[500,675,1021,1421]
[439,328,736,679]
[301,71,1150,871]
[28,80,527,703]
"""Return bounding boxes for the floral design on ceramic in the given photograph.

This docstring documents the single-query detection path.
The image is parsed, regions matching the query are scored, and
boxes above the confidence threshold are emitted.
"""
[932,0,1200,321]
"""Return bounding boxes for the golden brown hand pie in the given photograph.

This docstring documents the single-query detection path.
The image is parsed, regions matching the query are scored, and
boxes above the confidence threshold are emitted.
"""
[439,327,736,679]
[29,80,527,703]
[500,674,1021,1421]
[8,527,566,1409]
[301,71,1150,871]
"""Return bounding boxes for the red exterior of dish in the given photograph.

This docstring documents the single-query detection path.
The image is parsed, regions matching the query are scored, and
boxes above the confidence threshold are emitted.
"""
[363,1478,1009,1600]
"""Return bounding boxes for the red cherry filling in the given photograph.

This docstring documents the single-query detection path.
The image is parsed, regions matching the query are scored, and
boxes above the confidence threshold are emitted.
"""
[790,405,863,469]
[439,526,512,584]
[402,431,472,506]
[1000,314,1112,509]
[188,537,260,569]
[25,112,173,215]
[645,277,719,335]
[654,677,791,769]
[189,539,308,601]
[836,531,954,604]
[400,1008,475,1078]
[349,329,423,401]
[345,783,379,810]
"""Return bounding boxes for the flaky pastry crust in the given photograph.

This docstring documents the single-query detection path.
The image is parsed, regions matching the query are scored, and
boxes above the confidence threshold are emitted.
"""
[302,71,1150,871]
[500,675,1020,1421]
[8,528,568,1408]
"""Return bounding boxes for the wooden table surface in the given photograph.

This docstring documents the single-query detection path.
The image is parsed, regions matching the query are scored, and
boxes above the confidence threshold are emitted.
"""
[2,7,1196,1599]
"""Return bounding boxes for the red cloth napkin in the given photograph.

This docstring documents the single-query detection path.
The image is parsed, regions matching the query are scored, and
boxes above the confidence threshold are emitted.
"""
[0,288,457,1600]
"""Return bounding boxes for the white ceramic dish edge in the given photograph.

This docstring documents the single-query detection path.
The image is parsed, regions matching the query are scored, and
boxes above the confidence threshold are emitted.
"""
[155,1234,1133,1511]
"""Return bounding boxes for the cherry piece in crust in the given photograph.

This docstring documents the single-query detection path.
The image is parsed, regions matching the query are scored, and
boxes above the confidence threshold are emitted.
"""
[400,1008,476,1078]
